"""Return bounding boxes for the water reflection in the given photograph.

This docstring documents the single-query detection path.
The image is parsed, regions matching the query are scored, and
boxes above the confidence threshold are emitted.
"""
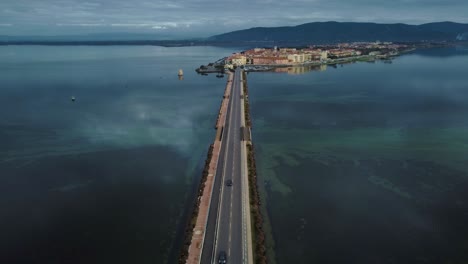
[0,46,232,264]
[273,64,328,74]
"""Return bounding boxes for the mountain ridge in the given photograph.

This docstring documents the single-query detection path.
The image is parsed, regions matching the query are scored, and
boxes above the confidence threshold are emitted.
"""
[1,21,467,44]
[209,21,468,43]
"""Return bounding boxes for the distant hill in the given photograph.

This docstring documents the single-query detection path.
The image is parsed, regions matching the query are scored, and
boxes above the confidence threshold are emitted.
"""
[0,32,186,42]
[209,21,468,43]
[2,21,467,46]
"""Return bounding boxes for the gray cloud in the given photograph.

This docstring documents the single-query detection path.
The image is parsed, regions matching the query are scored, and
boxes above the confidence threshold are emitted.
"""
[0,0,467,37]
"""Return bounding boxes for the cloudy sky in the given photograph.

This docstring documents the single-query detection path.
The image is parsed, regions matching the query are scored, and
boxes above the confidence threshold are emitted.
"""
[1,0,467,38]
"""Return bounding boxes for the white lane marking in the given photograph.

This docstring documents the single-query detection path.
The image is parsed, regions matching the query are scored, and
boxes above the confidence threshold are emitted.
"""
[228,69,240,259]
[212,71,236,264]
[215,69,248,263]
[240,70,249,264]
[228,124,237,257]
[237,70,249,264]
[241,143,248,264]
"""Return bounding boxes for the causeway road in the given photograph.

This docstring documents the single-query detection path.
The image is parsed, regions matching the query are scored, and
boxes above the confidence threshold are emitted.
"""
[200,68,245,264]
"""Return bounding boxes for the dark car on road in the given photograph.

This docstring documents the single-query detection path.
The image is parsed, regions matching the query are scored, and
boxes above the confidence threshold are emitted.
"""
[218,251,227,264]
[226,179,232,186]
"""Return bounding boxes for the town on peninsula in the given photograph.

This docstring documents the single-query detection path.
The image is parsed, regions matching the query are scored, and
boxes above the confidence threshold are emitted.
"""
[197,41,421,74]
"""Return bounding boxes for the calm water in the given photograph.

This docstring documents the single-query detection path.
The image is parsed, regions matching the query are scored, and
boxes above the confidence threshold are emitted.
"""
[0,46,237,264]
[3,45,468,264]
[248,46,468,264]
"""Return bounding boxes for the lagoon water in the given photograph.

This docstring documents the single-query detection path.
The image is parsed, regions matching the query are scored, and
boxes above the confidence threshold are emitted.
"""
[2,45,468,264]
[0,46,235,264]
[248,46,468,264]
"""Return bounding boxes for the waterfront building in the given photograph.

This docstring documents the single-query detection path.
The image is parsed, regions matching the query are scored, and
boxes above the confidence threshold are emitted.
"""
[328,49,359,58]
[252,56,289,65]
[228,54,247,66]
[287,54,305,64]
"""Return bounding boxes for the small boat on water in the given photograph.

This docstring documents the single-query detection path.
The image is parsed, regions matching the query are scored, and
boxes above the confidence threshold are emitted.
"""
[178,69,184,76]
[71,96,76,102]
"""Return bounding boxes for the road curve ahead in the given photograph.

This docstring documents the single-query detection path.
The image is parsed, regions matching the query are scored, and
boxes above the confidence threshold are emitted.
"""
[200,68,245,264]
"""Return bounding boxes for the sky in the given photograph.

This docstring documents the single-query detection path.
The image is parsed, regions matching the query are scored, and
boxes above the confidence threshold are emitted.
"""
[1,0,468,38]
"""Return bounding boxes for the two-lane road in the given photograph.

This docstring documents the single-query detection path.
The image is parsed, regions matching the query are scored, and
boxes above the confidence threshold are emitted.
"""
[201,68,244,264]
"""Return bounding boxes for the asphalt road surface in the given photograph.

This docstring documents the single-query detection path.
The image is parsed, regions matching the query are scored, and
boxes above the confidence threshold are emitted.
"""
[201,68,244,264]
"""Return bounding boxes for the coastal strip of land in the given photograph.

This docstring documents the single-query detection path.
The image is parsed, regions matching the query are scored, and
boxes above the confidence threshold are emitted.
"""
[196,41,419,74]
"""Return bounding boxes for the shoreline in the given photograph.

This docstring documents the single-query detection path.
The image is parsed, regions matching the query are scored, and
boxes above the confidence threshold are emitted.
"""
[196,47,419,74]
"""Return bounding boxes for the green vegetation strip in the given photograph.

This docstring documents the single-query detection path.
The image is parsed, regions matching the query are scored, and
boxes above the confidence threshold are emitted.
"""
[242,71,252,128]
[178,144,214,264]
[247,143,267,264]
